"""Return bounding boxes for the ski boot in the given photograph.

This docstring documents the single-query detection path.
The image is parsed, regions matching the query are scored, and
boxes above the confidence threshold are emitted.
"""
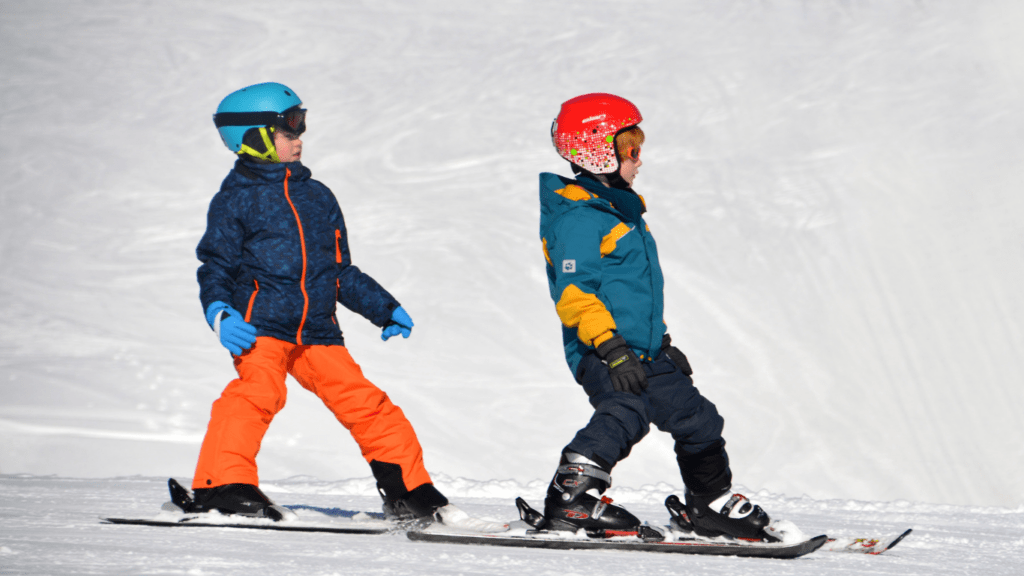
[168,478,294,521]
[682,487,777,542]
[379,483,449,525]
[542,452,640,534]
[379,483,507,531]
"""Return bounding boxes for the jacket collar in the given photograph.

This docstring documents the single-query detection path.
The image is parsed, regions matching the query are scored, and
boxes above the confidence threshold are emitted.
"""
[575,174,646,225]
[233,158,311,183]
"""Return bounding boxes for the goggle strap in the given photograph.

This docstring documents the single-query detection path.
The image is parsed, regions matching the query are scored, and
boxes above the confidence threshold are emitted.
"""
[215,111,279,128]
[214,108,305,134]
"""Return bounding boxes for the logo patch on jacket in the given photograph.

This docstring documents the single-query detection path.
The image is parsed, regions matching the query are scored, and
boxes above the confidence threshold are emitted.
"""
[562,259,576,273]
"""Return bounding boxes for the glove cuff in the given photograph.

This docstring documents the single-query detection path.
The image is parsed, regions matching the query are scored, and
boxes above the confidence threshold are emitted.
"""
[592,330,615,348]
[205,301,232,329]
[213,309,225,339]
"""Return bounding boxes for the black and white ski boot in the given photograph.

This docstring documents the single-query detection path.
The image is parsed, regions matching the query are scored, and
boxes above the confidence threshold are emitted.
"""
[542,453,640,534]
[682,488,777,542]
[167,478,294,521]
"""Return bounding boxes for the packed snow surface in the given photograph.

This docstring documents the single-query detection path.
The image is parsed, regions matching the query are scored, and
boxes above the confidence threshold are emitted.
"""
[3,475,1024,575]
[2,0,1024,573]
[3,475,1024,576]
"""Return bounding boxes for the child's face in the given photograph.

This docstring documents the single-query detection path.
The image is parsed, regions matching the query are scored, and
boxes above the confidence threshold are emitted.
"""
[273,130,303,163]
[619,155,642,187]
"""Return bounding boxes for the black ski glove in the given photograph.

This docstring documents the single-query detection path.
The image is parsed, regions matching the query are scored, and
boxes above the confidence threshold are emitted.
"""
[596,334,648,395]
[661,334,693,376]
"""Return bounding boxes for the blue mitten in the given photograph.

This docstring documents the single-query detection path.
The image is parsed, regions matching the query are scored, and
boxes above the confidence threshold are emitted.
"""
[205,301,257,355]
[381,306,414,341]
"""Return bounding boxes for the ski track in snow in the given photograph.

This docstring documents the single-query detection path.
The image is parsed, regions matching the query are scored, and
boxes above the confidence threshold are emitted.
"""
[2,0,1024,573]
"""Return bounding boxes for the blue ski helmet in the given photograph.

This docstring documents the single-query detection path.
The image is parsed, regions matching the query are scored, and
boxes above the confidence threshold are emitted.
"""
[213,82,303,154]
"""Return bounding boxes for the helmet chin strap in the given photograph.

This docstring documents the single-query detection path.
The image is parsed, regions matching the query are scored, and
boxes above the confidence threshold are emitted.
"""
[237,126,281,163]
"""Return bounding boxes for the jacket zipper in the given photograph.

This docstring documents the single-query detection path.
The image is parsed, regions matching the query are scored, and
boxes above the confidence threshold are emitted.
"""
[244,279,260,323]
[282,167,309,345]
[334,230,342,326]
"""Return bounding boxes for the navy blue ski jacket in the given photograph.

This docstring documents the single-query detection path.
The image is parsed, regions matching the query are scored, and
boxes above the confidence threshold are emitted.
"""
[197,159,399,346]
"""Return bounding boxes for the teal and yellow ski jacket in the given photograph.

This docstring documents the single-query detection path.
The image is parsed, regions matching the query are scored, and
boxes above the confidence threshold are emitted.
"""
[539,172,667,376]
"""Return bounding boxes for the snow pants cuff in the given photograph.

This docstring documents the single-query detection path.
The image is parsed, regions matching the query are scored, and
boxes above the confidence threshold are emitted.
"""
[371,459,448,517]
[677,439,732,496]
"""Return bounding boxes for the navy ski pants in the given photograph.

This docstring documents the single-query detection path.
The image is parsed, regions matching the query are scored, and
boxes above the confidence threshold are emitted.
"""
[566,347,732,494]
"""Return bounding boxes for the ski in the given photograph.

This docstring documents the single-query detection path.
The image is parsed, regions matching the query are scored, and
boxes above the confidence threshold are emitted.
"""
[406,496,825,559]
[407,526,828,559]
[102,478,394,535]
[406,495,912,559]
[102,515,392,535]
[821,529,913,554]
[102,503,394,535]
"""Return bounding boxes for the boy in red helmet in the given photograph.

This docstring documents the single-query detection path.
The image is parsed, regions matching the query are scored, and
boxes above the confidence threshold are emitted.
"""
[537,93,777,541]
[183,82,502,531]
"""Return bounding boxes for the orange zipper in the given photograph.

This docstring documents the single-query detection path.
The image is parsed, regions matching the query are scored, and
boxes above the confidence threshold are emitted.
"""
[244,279,260,323]
[334,230,342,327]
[282,168,309,344]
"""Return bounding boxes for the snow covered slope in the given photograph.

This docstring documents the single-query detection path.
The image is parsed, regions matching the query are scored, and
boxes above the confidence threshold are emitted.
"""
[1,0,1023,510]
[2,475,1023,576]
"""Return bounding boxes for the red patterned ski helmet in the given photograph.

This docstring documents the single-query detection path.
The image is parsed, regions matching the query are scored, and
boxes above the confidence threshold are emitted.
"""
[551,93,642,174]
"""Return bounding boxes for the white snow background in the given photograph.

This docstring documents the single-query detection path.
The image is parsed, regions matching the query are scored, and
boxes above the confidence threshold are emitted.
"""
[2,0,1023,574]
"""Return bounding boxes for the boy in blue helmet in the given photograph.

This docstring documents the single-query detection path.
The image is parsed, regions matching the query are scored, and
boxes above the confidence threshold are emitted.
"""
[536,93,779,541]
[184,82,499,529]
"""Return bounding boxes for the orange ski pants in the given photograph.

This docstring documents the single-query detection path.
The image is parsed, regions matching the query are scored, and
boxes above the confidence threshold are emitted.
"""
[192,336,432,492]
